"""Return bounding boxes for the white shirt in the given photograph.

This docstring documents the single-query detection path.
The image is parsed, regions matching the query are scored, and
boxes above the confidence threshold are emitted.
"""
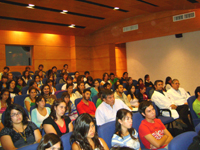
[95,99,131,126]
[167,87,190,106]
[151,91,179,119]
[70,93,77,104]
[85,83,91,89]
[74,91,83,99]
[61,83,76,90]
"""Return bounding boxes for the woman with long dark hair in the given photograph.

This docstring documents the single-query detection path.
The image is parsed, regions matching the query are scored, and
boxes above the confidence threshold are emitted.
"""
[0,104,42,149]
[34,75,43,87]
[37,133,63,150]
[127,85,139,108]
[144,74,153,87]
[24,87,37,113]
[75,81,85,99]
[16,77,27,92]
[61,92,78,122]
[66,84,77,104]
[46,79,56,95]
[42,99,73,137]
[126,77,133,91]
[90,79,100,99]
[100,73,110,86]
[41,84,57,105]
[22,70,32,84]
[85,76,93,89]
[7,80,22,99]
[165,76,172,91]
[136,78,144,89]
[70,113,109,150]
[111,109,141,150]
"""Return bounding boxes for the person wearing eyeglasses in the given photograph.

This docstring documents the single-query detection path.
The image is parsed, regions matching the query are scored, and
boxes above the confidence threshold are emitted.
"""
[0,104,42,149]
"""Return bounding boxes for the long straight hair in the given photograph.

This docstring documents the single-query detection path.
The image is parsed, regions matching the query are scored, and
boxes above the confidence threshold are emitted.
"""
[115,109,136,140]
[61,92,72,115]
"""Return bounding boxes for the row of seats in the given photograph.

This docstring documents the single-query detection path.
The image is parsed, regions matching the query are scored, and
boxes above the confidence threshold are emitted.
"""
[18,112,200,150]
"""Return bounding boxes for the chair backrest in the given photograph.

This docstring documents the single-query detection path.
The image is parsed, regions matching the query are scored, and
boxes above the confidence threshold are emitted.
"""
[132,80,138,87]
[168,131,197,150]
[18,143,39,150]
[111,84,115,91]
[42,78,47,84]
[122,83,126,88]
[14,94,28,107]
[123,90,128,96]
[135,89,139,95]
[132,112,145,149]
[22,86,29,95]
[75,98,83,110]
[146,87,152,98]
[152,101,159,117]
[61,132,72,150]
[92,95,98,106]
[96,78,102,83]
[27,79,33,86]
[97,121,115,148]
[195,123,200,133]
[56,77,63,84]
[55,90,67,99]
[68,72,75,76]
[11,71,21,77]
[187,96,199,126]
[55,83,65,91]
[72,89,77,93]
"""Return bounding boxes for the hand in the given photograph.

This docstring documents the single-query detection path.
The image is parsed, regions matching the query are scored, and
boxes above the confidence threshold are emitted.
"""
[170,104,177,109]
[150,144,157,149]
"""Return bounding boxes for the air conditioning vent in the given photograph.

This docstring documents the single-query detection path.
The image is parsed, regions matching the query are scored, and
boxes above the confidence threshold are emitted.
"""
[123,24,138,32]
[173,12,195,22]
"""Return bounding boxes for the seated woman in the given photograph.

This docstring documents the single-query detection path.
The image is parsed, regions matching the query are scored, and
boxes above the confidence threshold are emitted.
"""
[100,72,111,86]
[61,92,78,122]
[165,76,172,91]
[7,80,22,99]
[23,66,34,76]
[126,77,133,91]
[0,89,12,121]
[34,75,43,88]
[16,77,27,92]
[85,76,93,89]
[127,85,139,108]
[90,79,100,99]
[73,71,79,83]
[41,84,57,105]
[74,81,85,99]
[70,113,109,150]
[42,99,73,137]
[66,84,77,104]
[22,70,32,84]
[46,79,56,95]
[144,74,153,87]
[37,133,63,150]
[31,95,51,128]
[0,74,8,91]
[24,87,37,113]
[37,70,45,83]
[28,81,41,94]
[136,78,144,89]
[59,72,68,84]
[0,104,42,149]
[111,109,141,150]
[136,85,149,103]
[96,88,104,108]
[7,72,14,83]
[47,74,56,87]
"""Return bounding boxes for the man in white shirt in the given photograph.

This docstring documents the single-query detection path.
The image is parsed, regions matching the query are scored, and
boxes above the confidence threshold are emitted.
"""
[151,80,179,119]
[95,89,131,126]
[167,79,193,130]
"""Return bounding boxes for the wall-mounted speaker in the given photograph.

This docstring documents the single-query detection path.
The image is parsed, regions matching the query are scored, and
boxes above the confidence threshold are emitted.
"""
[175,33,183,38]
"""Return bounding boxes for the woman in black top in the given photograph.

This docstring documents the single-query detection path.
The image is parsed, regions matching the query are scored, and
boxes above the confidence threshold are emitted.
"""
[0,104,42,149]
[7,80,21,100]
[42,99,73,137]
[144,74,153,87]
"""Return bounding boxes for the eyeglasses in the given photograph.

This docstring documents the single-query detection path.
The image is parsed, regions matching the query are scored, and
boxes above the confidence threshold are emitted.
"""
[11,112,22,118]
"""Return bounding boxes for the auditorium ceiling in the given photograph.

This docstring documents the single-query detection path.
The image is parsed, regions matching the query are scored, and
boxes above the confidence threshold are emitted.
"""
[0,0,200,36]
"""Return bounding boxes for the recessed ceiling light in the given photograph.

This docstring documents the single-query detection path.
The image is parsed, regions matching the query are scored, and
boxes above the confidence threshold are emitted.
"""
[69,24,75,28]
[114,7,119,10]
[60,10,68,14]
[26,4,35,9]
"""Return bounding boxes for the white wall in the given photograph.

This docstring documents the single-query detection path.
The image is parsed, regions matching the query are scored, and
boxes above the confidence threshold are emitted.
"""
[127,30,200,94]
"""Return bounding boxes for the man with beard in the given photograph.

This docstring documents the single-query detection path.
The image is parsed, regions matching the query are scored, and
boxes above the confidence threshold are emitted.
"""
[77,89,96,117]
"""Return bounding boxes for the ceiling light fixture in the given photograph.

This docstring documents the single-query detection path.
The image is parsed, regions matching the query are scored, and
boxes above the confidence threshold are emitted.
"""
[69,24,75,28]
[113,7,119,10]
[26,4,35,9]
[60,10,68,14]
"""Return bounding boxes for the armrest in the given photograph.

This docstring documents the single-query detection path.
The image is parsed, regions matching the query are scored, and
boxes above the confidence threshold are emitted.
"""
[160,109,172,117]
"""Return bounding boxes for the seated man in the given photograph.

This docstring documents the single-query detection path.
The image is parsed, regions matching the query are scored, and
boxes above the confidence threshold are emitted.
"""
[77,89,96,117]
[151,80,179,119]
[83,71,90,82]
[139,101,173,149]
[167,79,192,129]
[193,86,200,118]
[95,89,131,126]
[0,66,9,81]
[114,84,132,110]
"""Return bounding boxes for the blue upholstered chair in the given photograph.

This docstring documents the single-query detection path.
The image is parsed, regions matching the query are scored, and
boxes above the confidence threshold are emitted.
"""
[55,83,65,91]
[55,77,62,84]
[195,123,200,133]
[92,95,98,106]
[168,131,197,150]
[22,86,29,95]
[13,94,29,107]
[18,143,39,150]
[61,132,72,150]
[187,95,200,127]
[55,90,67,99]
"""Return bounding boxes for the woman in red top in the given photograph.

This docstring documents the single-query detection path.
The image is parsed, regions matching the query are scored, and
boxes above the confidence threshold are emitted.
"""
[42,99,73,137]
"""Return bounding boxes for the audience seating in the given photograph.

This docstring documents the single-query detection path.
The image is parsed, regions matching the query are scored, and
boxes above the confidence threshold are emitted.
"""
[92,95,98,106]
[18,143,39,150]
[11,71,21,77]
[75,98,83,108]
[22,86,29,95]
[42,78,47,84]
[68,72,75,76]
[168,131,197,150]
[61,132,72,150]
[96,78,102,83]
[98,121,115,148]
[27,79,33,86]
[55,77,63,84]
[111,84,115,91]
[14,94,29,107]
[124,90,128,95]
[72,89,77,93]
[146,87,152,98]
[195,123,200,133]
[55,83,65,91]
[55,90,67,99]
[31,74,35,79]
[132,80,138,87]
[187,96,200,127]
[57,70,62,73]
[122,83,126,88]
[30,104,51,116]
